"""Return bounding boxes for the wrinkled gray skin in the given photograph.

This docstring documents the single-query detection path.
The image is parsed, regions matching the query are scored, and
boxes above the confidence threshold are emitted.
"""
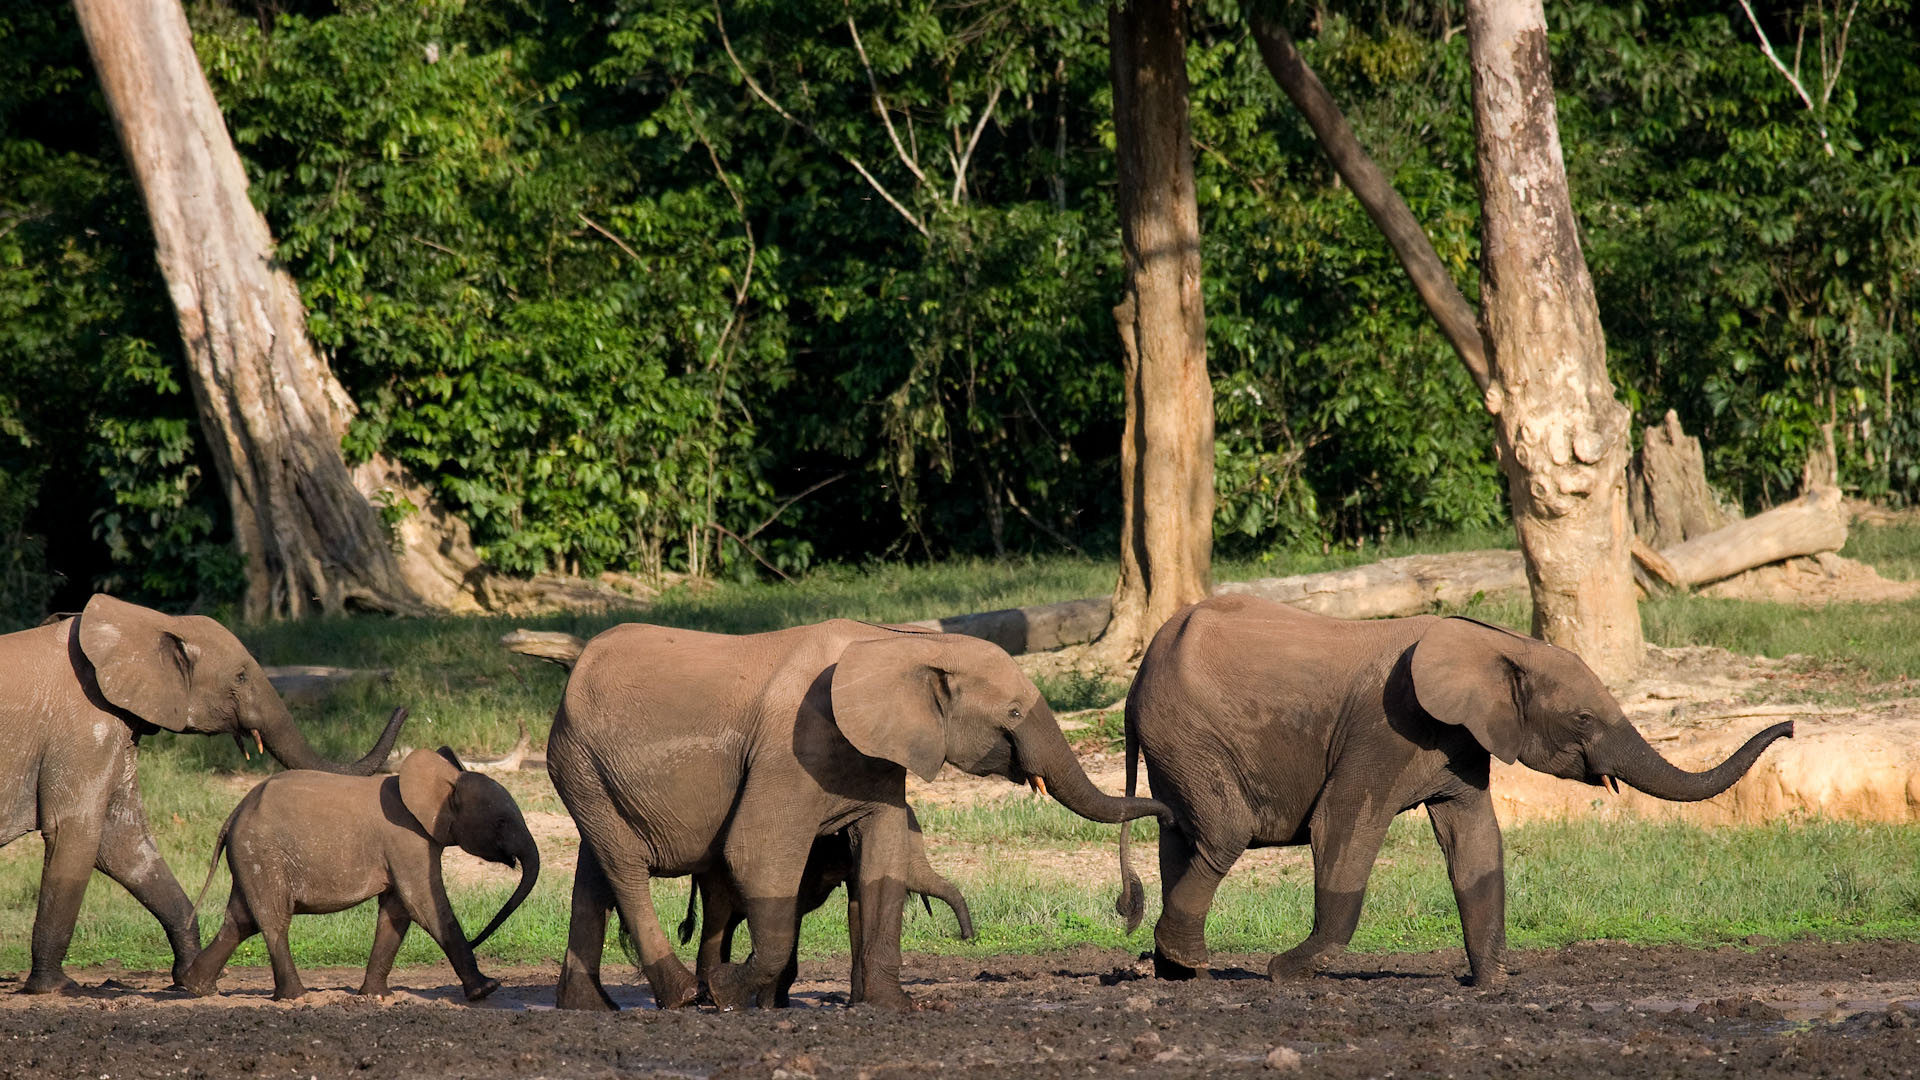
[679,809,975,1007]
[549,619,1166,1011]
[1118,597,1795,988]
[183,747,539,1002]
[0,594,407,995]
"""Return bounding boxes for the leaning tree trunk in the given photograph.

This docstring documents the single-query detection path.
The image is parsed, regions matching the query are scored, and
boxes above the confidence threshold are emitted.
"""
[71,0,483,619]
[1099,0,1215,659]
[1466,0,1642,683]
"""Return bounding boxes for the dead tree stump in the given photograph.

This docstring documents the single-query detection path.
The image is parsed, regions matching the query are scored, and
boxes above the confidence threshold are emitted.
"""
[1629,410,1731,550]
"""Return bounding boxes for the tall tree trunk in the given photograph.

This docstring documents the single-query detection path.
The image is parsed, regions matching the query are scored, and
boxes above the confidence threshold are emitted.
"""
[1098,0,1215,659]
[1465,0,1642,682]
[71,0,483,619]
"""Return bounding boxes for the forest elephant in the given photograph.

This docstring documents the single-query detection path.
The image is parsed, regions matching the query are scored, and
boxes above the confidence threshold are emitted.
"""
[0,594,408,994]
[548,619,1167,1011]
[677,807,974,1007]
[1115,596,1794,988]
[183,747,539,1001]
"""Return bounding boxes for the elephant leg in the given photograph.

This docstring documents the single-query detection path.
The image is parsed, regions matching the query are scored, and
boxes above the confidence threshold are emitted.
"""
[843,806,915,1010]
[692,874,737,996]
[708,831,809,1010]
[1153,815,1249,980]
[24,817,104,994]
[93,793,199,989]
[556,843,620,1010]
[588,830,697,1010]
[359,893,411,997]
[394,865,498,1002]
[1269,796,1394,980]
[181,894,257,998]
[845,879,864,1003]
[1426,788,1507,987]
[254,902,306,1001]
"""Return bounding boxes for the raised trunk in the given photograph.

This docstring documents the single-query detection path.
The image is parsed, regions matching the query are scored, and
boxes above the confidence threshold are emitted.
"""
[1466,0,1643,683]
[71,0,480,619]
[1097,0,1214,661]
[468,840,540,950]
[1594,720,1795,802]
[253,703,408,776]
[1013,710,1167,824]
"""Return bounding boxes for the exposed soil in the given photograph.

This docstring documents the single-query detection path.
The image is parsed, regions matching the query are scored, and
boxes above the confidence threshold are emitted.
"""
[5,942,1919,1079]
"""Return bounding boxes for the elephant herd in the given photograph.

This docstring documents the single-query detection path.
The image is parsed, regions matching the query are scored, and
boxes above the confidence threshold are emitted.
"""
[0,593,1794,1009]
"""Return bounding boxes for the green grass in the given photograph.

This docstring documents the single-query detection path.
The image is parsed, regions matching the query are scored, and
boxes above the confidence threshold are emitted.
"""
[7,521,1920,979]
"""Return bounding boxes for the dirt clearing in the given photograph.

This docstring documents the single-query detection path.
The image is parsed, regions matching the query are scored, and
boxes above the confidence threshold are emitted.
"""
[4,943,1918,1078]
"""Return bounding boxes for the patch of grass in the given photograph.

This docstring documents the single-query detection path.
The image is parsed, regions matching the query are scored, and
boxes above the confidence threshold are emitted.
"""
[1642,593,1920,695]
[1843,523,1920,582]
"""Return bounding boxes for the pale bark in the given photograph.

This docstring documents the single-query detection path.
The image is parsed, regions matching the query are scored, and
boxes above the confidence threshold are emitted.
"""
[1628,409,1731,550]
[1660,486,1848,589]
[72,0,482,618]
[1099,0,1215,659]
[1248,11,1490,393]
[1466,0,1642,682]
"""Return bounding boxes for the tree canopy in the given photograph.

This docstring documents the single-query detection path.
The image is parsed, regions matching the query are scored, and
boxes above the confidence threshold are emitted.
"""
[2,0,1915,619]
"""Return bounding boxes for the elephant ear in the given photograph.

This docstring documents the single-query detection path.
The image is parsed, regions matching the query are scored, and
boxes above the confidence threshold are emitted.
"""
[830,636,950,782]
[398,746,464,845]
[76,593,199,733]
[1409,617,1527,764]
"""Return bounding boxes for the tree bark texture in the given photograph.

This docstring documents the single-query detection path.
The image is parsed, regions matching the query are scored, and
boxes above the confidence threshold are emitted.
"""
[1248,11,1491,393]
[1628,409,1731,550]
[1659,486,1848,589]
[1466,0,1643,682]
[72,0,480,618]
[1099,0,1215,658]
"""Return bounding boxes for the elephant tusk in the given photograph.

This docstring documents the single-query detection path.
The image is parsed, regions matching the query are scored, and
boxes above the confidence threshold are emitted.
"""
[1605,775,1621,795]
[254,730,265,756]
[234,733,251,760]
[1028,776,1049,798]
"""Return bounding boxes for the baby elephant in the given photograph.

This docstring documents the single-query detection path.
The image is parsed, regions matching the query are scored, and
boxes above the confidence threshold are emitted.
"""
[183,747,540,1001]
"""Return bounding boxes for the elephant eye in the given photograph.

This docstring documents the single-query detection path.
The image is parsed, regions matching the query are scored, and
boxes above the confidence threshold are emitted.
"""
[1007,705,1023,721]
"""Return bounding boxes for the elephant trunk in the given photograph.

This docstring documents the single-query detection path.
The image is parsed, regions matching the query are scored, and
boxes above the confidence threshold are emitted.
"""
[467,839,540,951]
[253,698,408,776]
[1594,720,1794,803]
[926,878,975,942]
[1012,707,1168,824]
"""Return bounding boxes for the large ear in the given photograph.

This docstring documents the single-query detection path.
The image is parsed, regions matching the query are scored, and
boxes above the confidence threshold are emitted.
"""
[830,636,949,782]
[1409,617,1527,764]
[76,594,198,732]
[398,747,463,845]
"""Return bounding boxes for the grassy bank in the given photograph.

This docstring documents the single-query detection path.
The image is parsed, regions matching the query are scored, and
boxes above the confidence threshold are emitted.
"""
[3,522,1917,979]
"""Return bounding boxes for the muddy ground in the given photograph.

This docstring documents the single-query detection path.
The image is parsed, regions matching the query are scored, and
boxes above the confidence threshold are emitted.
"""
[4,941,1918,1079]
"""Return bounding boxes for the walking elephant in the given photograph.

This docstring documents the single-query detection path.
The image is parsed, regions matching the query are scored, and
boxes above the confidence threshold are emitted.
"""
[183,747,540,1001]
[678,808,974,1007]
[1116,596,1794,987]
[548,619,1166,1011]
[0,594,408,994]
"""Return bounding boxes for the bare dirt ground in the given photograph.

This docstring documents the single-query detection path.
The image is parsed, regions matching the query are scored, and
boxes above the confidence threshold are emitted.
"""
[4,941,1919,1079]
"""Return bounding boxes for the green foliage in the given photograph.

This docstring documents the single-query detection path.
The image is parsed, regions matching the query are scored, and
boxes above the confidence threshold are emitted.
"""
[3,0,1919,609]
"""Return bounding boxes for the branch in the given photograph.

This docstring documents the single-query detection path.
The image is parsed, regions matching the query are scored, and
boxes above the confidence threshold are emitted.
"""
[577,213,641,262]
[677,92,758,364]
[844,4,928,188]
[707,521,794,582]
[950,79,1005,205]
[715,0,930,237]
[1735,0,1835,155]
[742,471,848,543]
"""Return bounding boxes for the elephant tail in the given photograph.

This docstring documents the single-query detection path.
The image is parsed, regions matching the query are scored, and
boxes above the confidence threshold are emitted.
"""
[676,880,700,946]
[1114,699,1146,934]
[192,794,248,915]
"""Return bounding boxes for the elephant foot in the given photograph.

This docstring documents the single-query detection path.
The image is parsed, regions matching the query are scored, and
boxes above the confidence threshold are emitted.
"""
[1267,946,1333,981]
[647,964,700,1010]
[554,963,618,1011]
[179,976,219,999]
[1467,965,1508,990]
[20,972,80,996]
[270,983,307,1002]
[1150,950,1211,981]
[355,983,392,999]
[707,963,763,1011]
[852,984,916,1011]
[464,977,502,1002]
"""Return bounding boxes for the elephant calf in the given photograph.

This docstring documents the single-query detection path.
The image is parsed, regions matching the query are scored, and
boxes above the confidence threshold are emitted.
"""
[183,747,540,1001]
[1118,597,1794,987]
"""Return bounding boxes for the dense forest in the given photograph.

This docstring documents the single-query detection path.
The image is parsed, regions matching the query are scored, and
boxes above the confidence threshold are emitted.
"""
[2,0,1915,616]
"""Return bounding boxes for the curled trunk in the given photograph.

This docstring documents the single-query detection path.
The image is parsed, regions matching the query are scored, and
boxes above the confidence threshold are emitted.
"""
[1596,720,1794,802]
[1012,709,1167,824]
[254,703,409,776]
[468,841,540,950]
[909,873,975,941]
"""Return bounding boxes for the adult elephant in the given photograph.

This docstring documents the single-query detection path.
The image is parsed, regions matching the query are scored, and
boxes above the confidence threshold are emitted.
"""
[1115,596,1793,988]
[0,594,408,994]
[548,619,1167,1011]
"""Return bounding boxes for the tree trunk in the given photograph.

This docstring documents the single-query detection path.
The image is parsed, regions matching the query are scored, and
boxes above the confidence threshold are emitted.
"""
[1248,11,1490,393]
[1098,0,1214,659]
[1628,409,1730,550]
[71,0,482,619]
[1466,0,1643,682]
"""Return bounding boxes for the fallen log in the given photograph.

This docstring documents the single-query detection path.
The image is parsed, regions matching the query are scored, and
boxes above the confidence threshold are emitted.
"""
[1658,486,1848,589]
[1214,549,1528,620]
[263,665,393,706]
[899,596,1114,655]
[499,628,587,668]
